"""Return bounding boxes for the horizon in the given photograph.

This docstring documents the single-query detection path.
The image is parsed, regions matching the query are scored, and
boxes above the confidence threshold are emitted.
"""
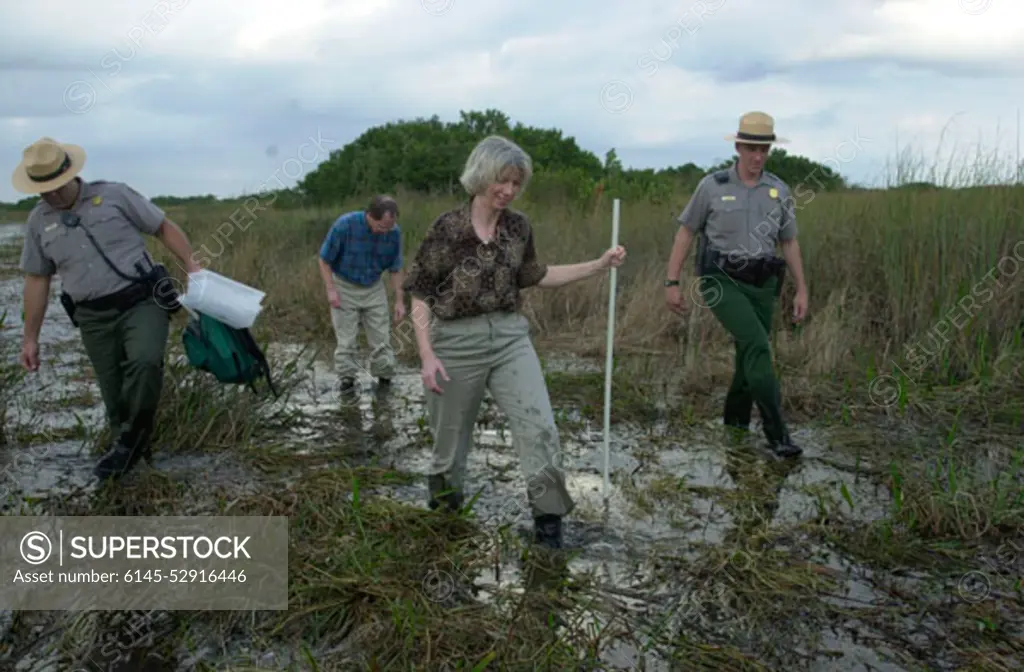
[2,1,1022,202]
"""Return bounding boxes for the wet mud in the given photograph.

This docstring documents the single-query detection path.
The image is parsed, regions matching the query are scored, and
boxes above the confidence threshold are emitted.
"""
[1,223,1020,671]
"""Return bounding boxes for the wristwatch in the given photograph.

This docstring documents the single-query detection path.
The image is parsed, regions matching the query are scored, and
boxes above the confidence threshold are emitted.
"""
[664,279,680,287]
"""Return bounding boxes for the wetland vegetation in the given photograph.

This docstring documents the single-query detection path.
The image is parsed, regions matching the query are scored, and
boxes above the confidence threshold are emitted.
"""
[0,118,1021,670]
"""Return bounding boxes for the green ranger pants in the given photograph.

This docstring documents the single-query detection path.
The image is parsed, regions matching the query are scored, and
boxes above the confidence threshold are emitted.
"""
[75,298,170,455]
[700,271,789,443]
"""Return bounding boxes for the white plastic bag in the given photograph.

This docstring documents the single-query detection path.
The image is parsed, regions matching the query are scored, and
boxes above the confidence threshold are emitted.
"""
[180,269,265,329]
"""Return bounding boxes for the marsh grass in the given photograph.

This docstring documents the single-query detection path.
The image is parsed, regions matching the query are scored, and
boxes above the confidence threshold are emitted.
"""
[147,167,1024,431]
[3,152,1023,670]
[825,443,1024,572]
[147,341,311,455]
[5,400,1021,670]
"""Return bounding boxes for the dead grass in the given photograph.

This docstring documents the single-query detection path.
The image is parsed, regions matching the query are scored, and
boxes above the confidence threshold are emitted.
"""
[2,395,1021,670]
[1,181,1022,670]
[143,184,1024,436]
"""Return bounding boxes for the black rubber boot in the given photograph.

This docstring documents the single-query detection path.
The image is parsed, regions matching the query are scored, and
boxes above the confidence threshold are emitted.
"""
[768,434,802,458]
[533,514,563,549]
[94,441,150,482]
[427,474,463,512]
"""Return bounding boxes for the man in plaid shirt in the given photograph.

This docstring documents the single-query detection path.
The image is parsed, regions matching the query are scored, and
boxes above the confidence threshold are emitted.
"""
[317,195,405,394]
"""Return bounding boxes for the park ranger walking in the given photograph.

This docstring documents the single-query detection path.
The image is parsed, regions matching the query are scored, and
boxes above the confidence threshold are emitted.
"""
[13,137,201,480]
[664,112,809,457]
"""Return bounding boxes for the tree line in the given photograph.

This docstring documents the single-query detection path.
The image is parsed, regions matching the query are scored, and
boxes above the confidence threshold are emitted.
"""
[297,109,849,208]
[2,109,855,214]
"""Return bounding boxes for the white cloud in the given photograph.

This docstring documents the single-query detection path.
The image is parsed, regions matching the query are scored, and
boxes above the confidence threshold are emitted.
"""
[1,0,1021,202]
[799,0,1024,71]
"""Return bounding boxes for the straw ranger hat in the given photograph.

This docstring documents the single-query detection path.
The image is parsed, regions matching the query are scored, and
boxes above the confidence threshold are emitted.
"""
[11,137,87,194]
[725,111,788,145]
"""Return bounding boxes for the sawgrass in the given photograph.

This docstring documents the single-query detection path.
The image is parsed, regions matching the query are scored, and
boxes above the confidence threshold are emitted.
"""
[1,150,1022,670]
[146,165,1024,430]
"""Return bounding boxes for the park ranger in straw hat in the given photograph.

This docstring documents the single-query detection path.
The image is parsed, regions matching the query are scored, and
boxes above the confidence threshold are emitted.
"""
[12,137,202,481]
[663,112,809,458]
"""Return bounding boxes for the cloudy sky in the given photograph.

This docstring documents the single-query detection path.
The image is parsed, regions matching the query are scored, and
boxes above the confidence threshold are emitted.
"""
[2,0,1022,203]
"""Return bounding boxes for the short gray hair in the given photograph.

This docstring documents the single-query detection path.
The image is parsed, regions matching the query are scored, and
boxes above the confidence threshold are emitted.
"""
[459,135,533,195]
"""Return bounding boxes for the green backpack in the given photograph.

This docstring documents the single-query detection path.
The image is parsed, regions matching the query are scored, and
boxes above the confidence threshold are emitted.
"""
[182,312,279,397]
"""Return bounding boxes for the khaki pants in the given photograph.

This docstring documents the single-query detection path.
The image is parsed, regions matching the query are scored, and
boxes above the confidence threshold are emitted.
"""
[330,275,396,379]
[425,311,575,518]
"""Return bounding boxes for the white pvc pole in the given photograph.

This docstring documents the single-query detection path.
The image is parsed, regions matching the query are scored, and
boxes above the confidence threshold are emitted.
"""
[603,198,620,502]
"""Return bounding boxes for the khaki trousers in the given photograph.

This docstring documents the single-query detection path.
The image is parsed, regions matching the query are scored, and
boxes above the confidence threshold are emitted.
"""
[329,275,396,379]
[425,311,575,518]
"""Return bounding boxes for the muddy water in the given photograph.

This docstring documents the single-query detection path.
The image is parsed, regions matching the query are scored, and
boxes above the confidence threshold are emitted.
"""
[250,348,918,670]
[0,223,1016,671]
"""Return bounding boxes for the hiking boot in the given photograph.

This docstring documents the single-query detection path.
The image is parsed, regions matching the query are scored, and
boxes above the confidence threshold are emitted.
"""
[533,514,563,549]
[768,435,802,458]
[94,441,150,482]
[427,474,463,512]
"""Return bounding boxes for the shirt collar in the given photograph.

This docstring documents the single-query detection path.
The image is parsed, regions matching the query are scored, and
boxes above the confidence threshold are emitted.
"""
[455,197,511,243]
[729,162,774,188]
[36,178,91,216]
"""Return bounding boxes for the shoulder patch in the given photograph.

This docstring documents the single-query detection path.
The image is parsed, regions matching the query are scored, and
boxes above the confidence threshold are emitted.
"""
[712,170,730,184]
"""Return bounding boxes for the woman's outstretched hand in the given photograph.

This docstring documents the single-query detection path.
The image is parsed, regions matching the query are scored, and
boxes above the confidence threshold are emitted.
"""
[599,245,627,269]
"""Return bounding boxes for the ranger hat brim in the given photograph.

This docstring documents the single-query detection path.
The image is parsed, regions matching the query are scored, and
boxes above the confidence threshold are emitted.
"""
[725,111,788,145]
[11,137,87,194]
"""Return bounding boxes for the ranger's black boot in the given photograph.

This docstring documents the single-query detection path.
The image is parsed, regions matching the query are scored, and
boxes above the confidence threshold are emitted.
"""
[768,433,802,458]
[533,514,563,549]
[427,474,463,513]
[94,441,149,481]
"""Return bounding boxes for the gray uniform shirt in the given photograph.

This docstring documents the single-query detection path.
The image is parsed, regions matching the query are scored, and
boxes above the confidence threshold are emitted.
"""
[19,180,167,302]
[677,163,798,260]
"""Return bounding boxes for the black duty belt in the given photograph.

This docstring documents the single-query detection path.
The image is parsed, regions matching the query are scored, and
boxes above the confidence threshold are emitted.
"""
[702,248,787,289]
[75,282,151,312]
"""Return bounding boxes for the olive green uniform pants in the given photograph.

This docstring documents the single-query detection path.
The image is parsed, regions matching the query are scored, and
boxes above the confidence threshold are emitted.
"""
[425,311,575,518]
[329,275,396,380]
[75,298,170,455]
[701,271,789,443]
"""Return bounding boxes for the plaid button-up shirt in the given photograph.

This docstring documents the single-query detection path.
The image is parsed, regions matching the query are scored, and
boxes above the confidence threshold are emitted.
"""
[319,210,403,286]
